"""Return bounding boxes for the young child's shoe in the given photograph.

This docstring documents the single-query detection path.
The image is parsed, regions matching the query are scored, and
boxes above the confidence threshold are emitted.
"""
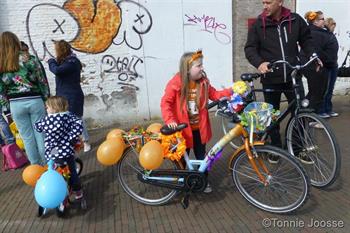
[73,190,84,200]
[83,142,91,152]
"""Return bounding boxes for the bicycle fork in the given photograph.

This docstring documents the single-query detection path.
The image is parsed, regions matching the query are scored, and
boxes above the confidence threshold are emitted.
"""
[243,139,271,186]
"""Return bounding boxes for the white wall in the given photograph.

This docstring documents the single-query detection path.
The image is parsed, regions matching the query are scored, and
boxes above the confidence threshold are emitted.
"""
[1,0,233,127]
[296,0,350,94]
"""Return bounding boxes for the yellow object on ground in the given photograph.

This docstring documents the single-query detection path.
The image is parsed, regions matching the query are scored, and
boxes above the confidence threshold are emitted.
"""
[9,122,25,150]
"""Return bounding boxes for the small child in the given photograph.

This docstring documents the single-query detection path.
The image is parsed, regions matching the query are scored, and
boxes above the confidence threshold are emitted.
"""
[160,50,232,193]
[34,96,84,199]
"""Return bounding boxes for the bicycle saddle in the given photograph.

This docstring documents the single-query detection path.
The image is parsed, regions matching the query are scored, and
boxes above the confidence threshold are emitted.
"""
[160,123,188,135]
[240,73,260,82]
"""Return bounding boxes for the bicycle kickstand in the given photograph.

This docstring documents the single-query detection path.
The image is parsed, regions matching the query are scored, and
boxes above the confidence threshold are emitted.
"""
[181,181,196,209]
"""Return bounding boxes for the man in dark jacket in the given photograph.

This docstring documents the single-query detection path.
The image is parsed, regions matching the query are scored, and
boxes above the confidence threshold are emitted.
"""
[244,0,317,163]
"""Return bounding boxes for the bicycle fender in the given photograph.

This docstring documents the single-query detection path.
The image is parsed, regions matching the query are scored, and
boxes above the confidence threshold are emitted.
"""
[298,108,314,114]
[228,141,265,170]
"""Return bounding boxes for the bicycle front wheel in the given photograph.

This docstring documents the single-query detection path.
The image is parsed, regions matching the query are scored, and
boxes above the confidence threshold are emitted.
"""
[285,112,341,188]
[117,147,180,206]
[231,145,310,213]
[221,115,244,149]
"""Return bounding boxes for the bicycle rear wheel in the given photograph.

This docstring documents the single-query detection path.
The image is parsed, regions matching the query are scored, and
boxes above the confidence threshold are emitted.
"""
[285,112,341,188]
[117,147,180,206]
[231,145,310,213]
[221,115,244,149]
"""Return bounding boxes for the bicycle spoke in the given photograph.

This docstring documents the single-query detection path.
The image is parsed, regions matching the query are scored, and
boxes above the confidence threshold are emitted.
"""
[232,146,309,213]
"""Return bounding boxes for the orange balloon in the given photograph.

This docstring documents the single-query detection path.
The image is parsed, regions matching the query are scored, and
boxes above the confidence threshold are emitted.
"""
[139,140,164,170]
[106,128,125,140]
[22,164,46,187]
[146,123,162,134]
[97,139,125,166]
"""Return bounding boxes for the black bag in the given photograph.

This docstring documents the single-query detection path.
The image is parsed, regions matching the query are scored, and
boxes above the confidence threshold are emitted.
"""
[338,50,350,77]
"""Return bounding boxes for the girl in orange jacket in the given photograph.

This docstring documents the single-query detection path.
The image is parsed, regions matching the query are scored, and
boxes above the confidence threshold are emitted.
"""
[161,50,232,162]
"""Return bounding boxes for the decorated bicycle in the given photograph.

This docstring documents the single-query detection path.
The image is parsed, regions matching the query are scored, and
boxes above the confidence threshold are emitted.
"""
[221,55,341,188]
[97,84,310,214]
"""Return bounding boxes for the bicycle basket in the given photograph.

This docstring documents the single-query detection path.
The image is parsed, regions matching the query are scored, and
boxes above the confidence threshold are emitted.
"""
[243,102,273,133]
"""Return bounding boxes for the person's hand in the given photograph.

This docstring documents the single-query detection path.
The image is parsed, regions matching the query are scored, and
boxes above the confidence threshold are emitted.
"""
[44,56,52,63]
[167,122,178,130]
[315,58,323,72]
[22,54,30,63]
[258,62,271,74]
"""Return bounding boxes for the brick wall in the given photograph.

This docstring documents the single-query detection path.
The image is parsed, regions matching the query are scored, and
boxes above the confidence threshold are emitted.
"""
[232,0,296,80]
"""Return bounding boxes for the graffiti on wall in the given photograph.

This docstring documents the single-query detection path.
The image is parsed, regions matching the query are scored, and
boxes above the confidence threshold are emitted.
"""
[101,54,143,87]
[184,13,231,45]
[25,0,152,109]
[26,0,153,57]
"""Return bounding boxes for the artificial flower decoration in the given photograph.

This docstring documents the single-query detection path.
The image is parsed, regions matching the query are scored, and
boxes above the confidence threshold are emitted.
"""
[308,11,317,21]
[160,132,186,161]
[228,93,245,113]
[188,50,203,65]
[233,81,248,95]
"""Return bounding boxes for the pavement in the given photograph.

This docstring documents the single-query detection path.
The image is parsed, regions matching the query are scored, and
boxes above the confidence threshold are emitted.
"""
[1,95,350,233]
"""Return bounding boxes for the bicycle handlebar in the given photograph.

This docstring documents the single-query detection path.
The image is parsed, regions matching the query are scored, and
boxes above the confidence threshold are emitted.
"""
[207,100,219,109]
[241,54,319,82]
[267,53,319,71]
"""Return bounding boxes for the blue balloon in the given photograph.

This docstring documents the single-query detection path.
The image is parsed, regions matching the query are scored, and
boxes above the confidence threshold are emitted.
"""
[34,163,68,209]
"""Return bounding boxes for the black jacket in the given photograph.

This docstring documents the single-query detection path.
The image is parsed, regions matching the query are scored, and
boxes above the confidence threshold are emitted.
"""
[245,10,315,84]
[305,24,338,68]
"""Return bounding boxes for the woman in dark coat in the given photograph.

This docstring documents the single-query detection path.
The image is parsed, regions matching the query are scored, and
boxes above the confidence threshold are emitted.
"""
[302,11,336,117]
[48,40,91,152]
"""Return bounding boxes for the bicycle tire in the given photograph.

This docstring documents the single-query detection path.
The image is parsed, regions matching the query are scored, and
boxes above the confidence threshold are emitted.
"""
[221,115,244,149]
[75,157,83,176]
[231,145,310,213]
[117,147,180,206]
[285,112,341,188]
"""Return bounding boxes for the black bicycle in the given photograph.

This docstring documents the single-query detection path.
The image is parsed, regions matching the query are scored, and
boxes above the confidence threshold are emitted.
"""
[221,55,341,188]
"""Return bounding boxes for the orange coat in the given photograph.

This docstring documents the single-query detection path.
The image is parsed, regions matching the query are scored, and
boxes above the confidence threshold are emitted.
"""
[160,73,231,148]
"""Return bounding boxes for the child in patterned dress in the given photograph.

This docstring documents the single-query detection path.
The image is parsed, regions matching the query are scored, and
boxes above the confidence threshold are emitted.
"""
[34,96,84,199]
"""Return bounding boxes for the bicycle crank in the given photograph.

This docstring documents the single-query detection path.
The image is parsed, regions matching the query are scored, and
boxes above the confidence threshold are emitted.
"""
[137,170,207,192]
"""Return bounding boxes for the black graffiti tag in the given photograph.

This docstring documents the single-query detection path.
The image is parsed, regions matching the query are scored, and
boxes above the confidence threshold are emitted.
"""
[101,55,144,82]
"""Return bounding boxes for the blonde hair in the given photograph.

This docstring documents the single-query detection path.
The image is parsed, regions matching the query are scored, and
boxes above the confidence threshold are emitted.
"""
[325,17,336,30]
[0,31,21,73]
[54,40,72,64]
[46,96,69,113]
[304,11,323,24]
[179,51,208,110]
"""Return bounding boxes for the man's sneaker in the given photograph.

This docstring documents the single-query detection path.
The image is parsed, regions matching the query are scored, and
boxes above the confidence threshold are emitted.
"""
[296,152,314,165]
[268,155,280,164]
[203,183,212,193]
[328,111,339,117]
[83,142,91,152]
[309,122,324,129]
[318,113,330,119]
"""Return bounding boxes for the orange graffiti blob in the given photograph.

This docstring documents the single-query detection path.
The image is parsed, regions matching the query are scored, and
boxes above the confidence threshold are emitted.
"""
[64,0,121,53]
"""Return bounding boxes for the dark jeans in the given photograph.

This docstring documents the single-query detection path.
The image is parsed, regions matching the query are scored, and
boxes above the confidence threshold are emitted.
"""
[303,66,329,113]
[186,130,206,160]
[319,67,338,114]
[55,156,81,191]
[262,80,304,148]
